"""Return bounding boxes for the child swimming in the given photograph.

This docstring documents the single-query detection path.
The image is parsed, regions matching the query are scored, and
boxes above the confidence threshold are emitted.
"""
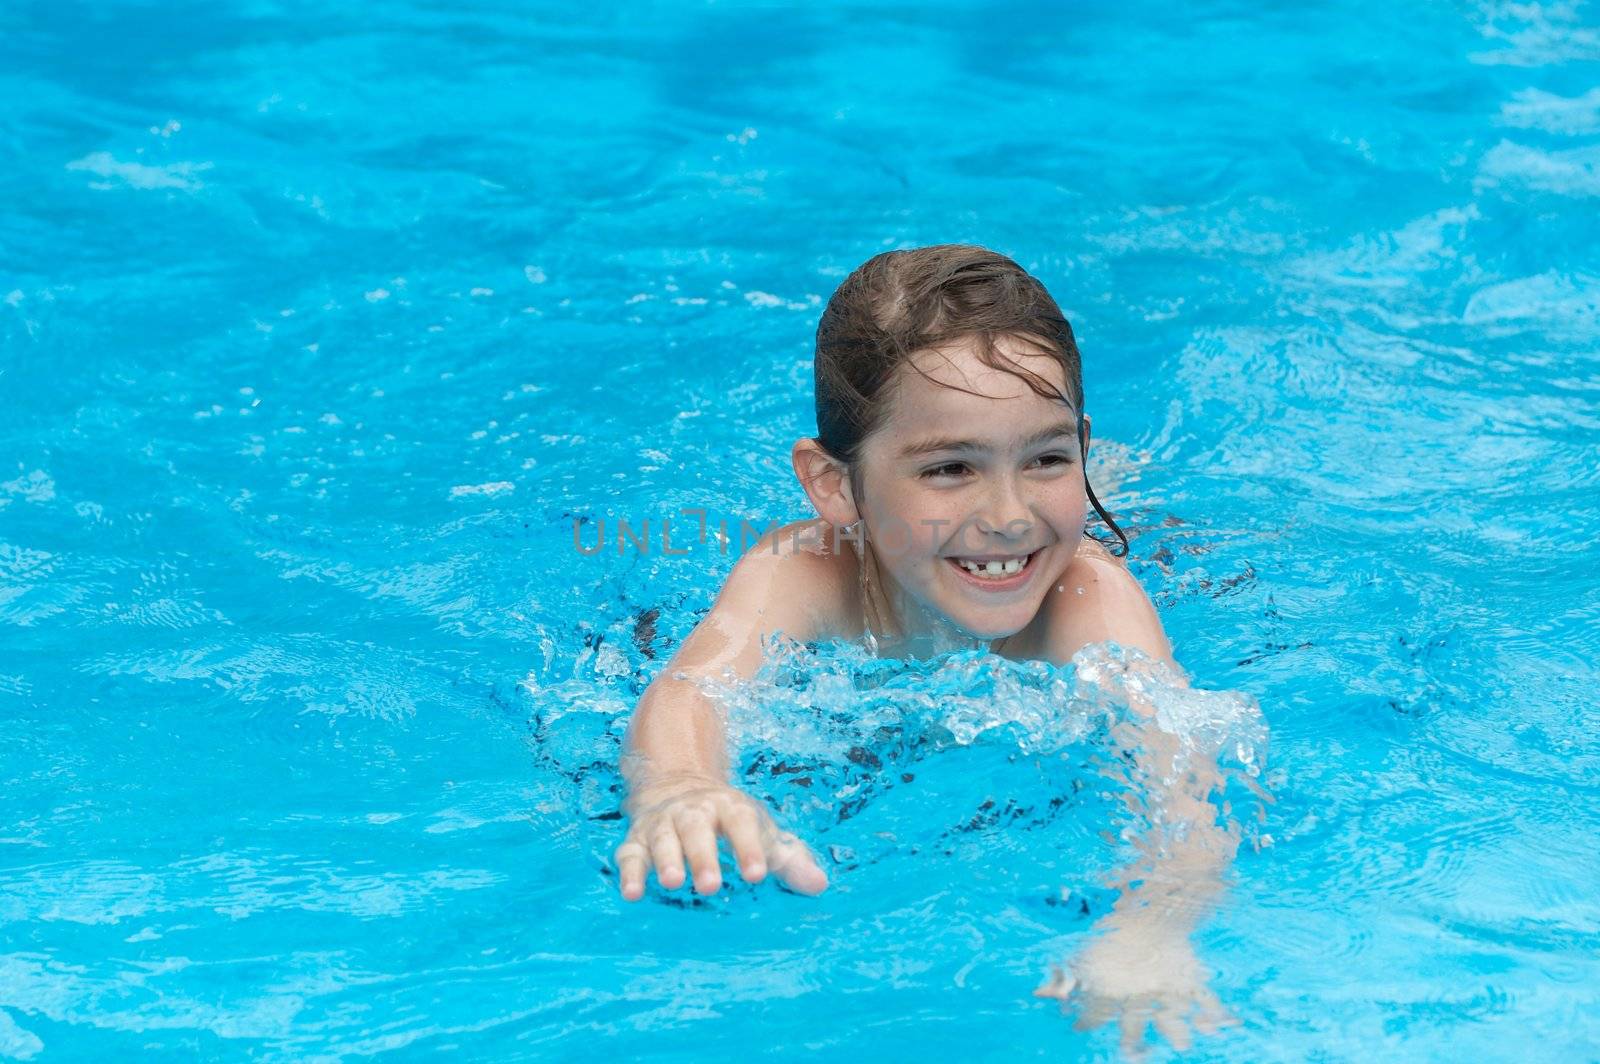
[614,244,1240,1049]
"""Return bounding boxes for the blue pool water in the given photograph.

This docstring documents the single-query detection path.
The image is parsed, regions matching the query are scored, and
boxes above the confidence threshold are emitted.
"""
[4,1,1600,1059]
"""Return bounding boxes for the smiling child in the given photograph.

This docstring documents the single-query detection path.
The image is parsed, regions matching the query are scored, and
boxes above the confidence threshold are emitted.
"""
[614,244,1240,1049]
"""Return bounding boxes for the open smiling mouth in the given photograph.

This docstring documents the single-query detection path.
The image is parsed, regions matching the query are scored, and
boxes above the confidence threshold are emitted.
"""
[944,548,1044,591]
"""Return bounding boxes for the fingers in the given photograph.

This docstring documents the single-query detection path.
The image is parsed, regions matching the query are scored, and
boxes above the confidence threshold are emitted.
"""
[1192,990,1239,1034]
[647,820,686,890]
[673,807,723,894]
[1118,1007,1151,1059]
[615,788,827,900]
[614,839,649,901]
[1073,997,1116,1033]
[766,831,829,895]
[718,802,768,884]
[1045,960,1228,1054]
[1032,966,1075,1001]
[1152,1005,1192,1051]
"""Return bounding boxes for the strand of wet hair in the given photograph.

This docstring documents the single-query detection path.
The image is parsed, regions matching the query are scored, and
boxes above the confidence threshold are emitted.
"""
[1084,477,1131,558]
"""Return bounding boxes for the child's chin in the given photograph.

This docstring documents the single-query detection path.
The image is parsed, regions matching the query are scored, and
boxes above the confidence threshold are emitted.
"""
[950,610,1029,642]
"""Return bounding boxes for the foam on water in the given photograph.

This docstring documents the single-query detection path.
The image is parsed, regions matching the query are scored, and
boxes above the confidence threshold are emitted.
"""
[622,638,1274,879]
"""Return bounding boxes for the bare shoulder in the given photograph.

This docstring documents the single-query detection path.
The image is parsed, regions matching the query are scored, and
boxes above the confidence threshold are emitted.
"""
[714,518,861,642]
[1025,536,1176,669]
[662,519,858,681]
[1063,536,1141,592]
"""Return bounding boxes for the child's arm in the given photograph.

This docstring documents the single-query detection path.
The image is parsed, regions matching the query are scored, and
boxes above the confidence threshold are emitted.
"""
[1035,545,1240,1047]
[614,527,839,901]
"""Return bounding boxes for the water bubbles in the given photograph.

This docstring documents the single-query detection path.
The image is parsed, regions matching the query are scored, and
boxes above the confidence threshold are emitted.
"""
[688,638,1270,846]
[0,470,55,505]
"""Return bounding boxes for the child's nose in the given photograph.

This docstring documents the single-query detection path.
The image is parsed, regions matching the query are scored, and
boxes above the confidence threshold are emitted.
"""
[974,476,1034,539]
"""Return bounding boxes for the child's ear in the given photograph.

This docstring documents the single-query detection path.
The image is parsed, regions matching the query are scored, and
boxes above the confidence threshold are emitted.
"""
[1079,414,1093,462]
[791,438,860,527]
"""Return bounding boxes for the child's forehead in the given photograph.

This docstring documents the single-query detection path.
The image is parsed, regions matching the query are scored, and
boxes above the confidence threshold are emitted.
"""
[891,340,1071,411]
[907,335,1065,388]
[878,346,1077,441]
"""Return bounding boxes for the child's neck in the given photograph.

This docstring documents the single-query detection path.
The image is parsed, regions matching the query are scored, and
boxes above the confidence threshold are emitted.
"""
[859,556,998,660]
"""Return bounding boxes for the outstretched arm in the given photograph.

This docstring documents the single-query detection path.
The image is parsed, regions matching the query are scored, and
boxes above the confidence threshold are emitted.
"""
[1035,545,1241,1050]
[616,527,837,901]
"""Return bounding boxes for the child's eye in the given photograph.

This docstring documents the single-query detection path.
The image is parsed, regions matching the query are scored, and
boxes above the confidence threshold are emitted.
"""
[920,462,970,480]
[1030,453,1075,470]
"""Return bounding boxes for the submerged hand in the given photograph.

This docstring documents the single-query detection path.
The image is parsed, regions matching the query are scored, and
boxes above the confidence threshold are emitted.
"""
[1035,924,1236,1056]
[614,777,829,901]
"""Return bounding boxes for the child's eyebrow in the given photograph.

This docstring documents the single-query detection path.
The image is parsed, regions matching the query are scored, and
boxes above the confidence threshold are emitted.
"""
[897,421,1079,459]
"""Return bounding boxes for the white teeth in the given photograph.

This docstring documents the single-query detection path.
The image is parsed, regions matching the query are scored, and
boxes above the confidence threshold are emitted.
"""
[957,556,1027,579]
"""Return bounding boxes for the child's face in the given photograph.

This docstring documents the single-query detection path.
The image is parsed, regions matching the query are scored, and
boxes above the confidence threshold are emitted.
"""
[852,336,1088,641]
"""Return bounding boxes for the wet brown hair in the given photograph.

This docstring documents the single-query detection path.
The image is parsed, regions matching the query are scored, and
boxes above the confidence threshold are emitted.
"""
[813,243,1129,556]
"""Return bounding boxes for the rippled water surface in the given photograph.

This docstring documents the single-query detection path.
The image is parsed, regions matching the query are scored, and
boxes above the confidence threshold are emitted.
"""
[4,1,1600,1059]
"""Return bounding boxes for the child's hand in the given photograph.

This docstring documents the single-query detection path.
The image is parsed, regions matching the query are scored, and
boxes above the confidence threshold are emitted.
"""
[1034,922,1236,1057]
[613,776,830,901]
